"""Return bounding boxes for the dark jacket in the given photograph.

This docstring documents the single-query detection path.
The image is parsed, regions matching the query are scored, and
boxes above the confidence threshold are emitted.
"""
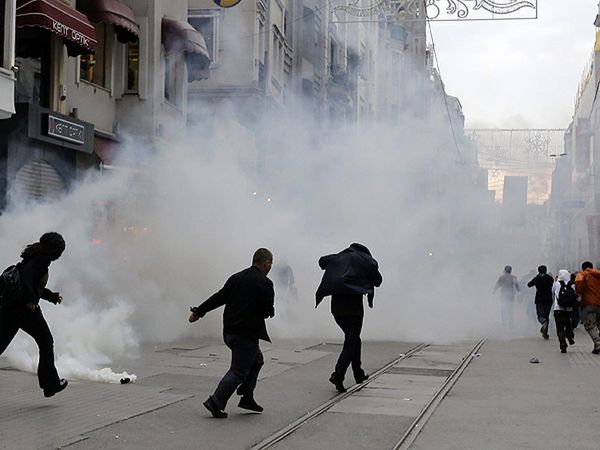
[527,273,554,304]
[315,243,383,308]
[18,253,60,306]
[194,266,274,342]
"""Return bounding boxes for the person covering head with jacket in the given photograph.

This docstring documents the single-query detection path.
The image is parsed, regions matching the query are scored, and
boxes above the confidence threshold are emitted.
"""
[315,243,383,393]
[575,261,600,353]
[189,248,275,418]
[0,232,68,398]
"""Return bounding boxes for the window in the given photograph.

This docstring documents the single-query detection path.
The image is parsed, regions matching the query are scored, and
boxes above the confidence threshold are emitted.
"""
[188,12,218,62]
[0,0,5,67]
[272,32,283,81]
[258,20,266,63]
[164,52,177,103]
[80,23,109,87]
[126,40,139,93]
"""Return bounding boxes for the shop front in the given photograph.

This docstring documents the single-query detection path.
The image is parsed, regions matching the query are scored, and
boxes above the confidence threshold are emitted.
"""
[0,0,97,210]
[0,103,93,209]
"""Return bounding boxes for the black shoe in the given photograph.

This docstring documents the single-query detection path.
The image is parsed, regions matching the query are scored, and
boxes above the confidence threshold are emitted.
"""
[203,397,227,418]
[354,372,369,384]
[561,348,567,353]
[593,348,600,355]
[329,373,346,393]
[43,379,68,398]
[541,320,549,336]
[238,396,263,412]
[568,337,575,345]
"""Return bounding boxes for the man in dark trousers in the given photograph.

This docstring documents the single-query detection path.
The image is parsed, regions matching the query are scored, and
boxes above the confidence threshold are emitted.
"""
[527,265,554,339]
[316,243,383,393]
[189,248,274,418]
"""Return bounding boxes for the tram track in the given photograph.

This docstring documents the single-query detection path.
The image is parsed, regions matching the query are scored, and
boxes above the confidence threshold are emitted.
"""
[249,343,429,450]
[392,337,487,450]
[250,338,486,450]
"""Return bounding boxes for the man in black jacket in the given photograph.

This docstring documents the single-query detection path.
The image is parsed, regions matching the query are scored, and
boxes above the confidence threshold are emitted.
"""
[316,243,382,393]
[189,248,274,418]
[527,265,554,339]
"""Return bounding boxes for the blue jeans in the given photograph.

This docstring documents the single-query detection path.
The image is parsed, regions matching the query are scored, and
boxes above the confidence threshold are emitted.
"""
[211,333,264,410]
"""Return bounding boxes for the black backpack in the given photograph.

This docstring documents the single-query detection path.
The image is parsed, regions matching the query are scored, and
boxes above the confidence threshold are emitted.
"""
[0,264,23,310]
[557,280,577,308]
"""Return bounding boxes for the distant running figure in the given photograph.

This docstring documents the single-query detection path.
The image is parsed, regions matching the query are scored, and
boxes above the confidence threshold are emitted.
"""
[527,265,554,339]
[575,261,600,354]
[0,232,68,397]
[316,243,382,393]
[552,269,576,353]
[493,265,520,329]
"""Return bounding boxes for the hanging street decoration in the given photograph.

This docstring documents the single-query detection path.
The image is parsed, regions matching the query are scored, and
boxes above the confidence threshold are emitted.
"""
[331,0,537,22]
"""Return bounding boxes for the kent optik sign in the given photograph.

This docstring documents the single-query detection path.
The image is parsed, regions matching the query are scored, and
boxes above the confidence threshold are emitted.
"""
[52,20,91,47]
[47,114,85,145]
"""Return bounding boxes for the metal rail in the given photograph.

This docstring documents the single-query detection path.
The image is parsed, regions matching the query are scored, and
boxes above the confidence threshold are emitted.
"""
[249,343,429,450]
[392,337,487,450]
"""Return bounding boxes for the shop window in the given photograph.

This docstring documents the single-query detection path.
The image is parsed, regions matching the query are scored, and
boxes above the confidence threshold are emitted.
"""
[80,23,109,87]
[188,13,217,62]
[126,40,139,93]
[15,57,41,104]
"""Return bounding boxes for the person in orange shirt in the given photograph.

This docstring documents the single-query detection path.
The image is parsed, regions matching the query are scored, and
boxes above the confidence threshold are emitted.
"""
[575,261,600,354]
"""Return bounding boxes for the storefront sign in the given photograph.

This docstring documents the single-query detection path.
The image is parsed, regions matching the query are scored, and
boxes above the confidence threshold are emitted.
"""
[52,20,92,48]
[47,114,85,145]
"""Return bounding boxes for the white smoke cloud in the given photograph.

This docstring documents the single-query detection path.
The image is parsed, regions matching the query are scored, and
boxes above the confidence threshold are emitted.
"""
[0,24,547,383]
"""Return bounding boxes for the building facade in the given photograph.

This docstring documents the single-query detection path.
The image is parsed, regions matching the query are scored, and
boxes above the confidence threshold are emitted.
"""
[0,0,16,120]
[547,8,600,268]
[0,0,210,210]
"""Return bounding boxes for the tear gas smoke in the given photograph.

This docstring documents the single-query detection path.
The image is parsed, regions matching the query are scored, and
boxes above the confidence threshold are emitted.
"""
[0,41,549,383]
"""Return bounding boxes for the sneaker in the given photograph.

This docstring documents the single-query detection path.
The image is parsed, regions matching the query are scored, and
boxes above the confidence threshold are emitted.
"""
[203,396,227,418]
[543,333,549,340]
[238,396,263,412]
[329,372,347,393]
[43,379,68,398]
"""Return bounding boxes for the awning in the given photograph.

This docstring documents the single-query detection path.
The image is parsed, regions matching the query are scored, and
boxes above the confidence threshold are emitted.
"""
[78,0,140,44]
[94,134,123,166]
[16,0,97,56]
[161,18,211,82]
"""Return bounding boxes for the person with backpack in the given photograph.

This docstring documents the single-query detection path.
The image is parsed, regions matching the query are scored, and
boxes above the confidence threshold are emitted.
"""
[0,232,68,397]
[527,265,554,339]
[315,243,383,393]
[552,269,577,353]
